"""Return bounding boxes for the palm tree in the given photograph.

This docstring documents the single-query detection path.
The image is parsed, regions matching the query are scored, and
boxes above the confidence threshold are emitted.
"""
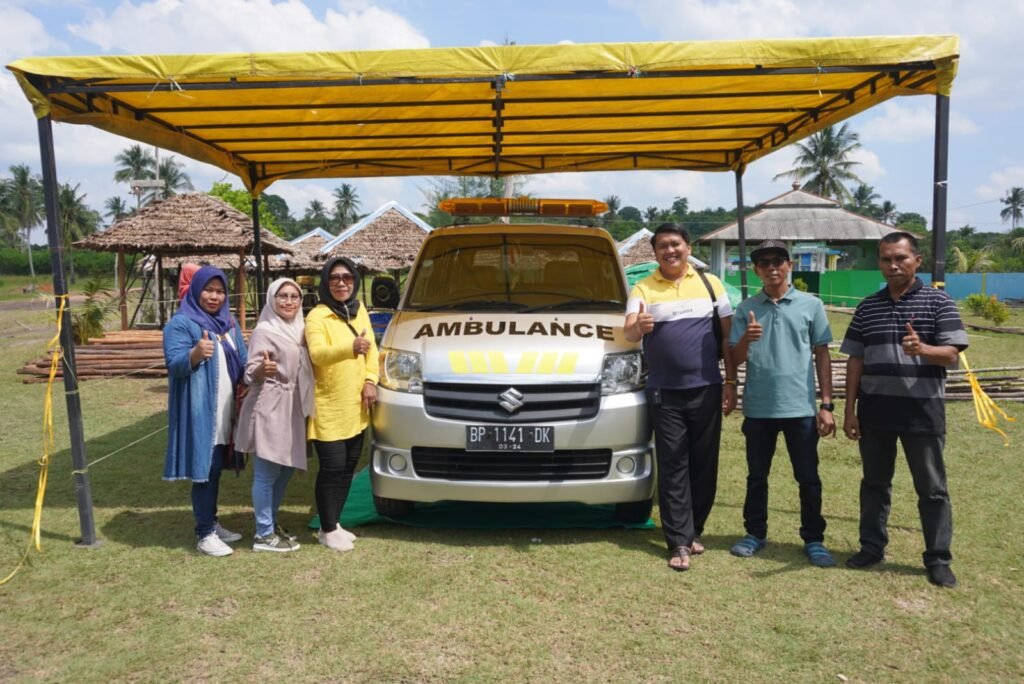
[332,183,361,230]
[304,200,329,229]
[58,183,101,283]
[104,196,131,224]
[602,194,621,227]
[950,244,993,273]
[878,200,898,225]
[114,145,156,208]
[146,156,193,203]
[644,206,660,225]
[848,183,880,217]
[1000,187,1024,228]
[4,164,44,278]
[772,124,863,202]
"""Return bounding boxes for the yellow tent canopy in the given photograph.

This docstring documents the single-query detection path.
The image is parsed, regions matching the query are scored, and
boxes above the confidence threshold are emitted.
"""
[8,35,958,195]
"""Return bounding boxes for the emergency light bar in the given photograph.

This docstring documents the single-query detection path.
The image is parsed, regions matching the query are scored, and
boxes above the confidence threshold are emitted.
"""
[438,197,608,218]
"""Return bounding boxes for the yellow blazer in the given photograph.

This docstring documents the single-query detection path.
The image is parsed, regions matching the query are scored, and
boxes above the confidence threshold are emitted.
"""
[305,303,379,441]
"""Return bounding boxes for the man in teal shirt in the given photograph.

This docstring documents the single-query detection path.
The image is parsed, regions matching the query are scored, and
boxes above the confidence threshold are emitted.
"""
[728,240,837,567]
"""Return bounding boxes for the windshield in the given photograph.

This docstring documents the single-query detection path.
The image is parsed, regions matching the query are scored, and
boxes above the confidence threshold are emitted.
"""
[404,231,626,311]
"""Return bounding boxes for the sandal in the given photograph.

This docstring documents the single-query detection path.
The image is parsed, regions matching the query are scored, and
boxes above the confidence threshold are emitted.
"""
[729,534,766,558]
[690,537,705,555]
[804,541,836,567]
[668,546,691,572]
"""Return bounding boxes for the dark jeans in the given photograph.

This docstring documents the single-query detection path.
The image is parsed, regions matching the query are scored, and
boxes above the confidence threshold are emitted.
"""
[648,384,722,550]
[313,433,365,533]
[191,444,225,538]
[858,426,953,567]
[741,416,825,543]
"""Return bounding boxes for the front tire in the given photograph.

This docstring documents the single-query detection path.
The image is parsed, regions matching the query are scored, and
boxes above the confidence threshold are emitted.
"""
[614,497,653,524]
[373,495,415,519]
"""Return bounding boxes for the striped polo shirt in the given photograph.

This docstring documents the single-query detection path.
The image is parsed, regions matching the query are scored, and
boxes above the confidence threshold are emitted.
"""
[627,268,733,391]
[840,278,968,434]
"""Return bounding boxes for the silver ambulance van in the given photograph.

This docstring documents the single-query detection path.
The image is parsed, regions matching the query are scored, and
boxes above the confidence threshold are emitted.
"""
[370,199,654,522]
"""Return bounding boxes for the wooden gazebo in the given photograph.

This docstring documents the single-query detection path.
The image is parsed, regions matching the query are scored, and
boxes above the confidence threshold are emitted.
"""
[321,202,431,272]
[77,192,294,330]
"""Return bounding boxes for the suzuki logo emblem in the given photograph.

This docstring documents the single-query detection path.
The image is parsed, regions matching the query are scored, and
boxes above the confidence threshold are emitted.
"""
[498,387,524,414]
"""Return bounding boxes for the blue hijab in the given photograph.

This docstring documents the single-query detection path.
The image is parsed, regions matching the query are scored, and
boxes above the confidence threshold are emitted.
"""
[178,266,243,384]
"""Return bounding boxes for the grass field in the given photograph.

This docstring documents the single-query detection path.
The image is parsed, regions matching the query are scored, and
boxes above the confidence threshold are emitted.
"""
[1,302,1023,682]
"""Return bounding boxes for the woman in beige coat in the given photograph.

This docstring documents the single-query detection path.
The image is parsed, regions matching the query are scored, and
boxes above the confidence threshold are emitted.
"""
[234,278,315,553]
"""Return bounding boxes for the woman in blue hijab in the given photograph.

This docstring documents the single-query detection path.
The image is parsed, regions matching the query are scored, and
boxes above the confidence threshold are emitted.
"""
[162,266,248,557]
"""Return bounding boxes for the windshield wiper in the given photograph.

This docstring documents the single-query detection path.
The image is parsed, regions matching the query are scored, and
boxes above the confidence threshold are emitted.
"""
[525,299,624,313]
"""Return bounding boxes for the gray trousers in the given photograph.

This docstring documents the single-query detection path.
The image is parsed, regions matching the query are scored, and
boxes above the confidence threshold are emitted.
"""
[858,426,953,567]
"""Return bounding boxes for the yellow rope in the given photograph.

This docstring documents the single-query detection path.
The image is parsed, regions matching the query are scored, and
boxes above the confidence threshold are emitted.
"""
[960,352,1016,447]
[1,296,65,585]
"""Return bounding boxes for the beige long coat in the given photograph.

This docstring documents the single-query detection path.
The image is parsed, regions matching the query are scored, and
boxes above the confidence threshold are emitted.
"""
[234,329,311,469]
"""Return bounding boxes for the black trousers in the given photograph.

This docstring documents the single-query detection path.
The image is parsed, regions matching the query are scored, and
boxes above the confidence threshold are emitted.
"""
[648,384,722,550]
[858,426,953,567]
[312,433,365,533]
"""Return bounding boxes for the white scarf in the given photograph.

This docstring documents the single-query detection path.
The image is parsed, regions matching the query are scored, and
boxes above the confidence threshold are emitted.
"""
[255,278,315,417]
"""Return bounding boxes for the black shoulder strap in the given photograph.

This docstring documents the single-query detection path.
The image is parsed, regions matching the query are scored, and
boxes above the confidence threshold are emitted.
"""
[695,269,723,354]
[695,268,717,303]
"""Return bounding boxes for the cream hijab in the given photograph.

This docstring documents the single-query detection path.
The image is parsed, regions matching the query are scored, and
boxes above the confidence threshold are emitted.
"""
[255,278,314,417]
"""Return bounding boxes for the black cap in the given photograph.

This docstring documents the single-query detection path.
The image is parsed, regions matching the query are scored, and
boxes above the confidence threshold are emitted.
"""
[750,239,790,263]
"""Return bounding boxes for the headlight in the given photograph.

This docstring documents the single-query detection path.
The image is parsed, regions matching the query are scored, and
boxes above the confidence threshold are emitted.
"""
[379,348,423,393]
[600,351,644,395]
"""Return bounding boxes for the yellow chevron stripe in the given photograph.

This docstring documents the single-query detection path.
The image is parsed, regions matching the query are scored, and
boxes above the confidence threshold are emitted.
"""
[556,352,578,374]
[517,351,538,373]
[448,351,469,374]
[488,351,509,373]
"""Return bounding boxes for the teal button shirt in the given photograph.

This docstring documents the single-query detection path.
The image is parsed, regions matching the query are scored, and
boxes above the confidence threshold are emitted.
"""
[729,287,832,418]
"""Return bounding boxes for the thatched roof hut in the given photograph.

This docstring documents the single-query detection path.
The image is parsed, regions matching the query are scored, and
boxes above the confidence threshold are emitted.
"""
[268,227,335,274]
[76,193,294,330]
[618,228,655,267]
[321,201,431,272]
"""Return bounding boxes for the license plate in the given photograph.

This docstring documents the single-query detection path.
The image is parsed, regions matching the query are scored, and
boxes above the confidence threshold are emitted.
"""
[466,425,554,452]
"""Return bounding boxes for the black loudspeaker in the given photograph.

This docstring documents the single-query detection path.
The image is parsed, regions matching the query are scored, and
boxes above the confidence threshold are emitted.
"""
[370,276,400,308]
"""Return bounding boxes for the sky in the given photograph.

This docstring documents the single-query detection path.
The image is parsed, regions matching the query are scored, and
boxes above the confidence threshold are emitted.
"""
[2,0,1023,240]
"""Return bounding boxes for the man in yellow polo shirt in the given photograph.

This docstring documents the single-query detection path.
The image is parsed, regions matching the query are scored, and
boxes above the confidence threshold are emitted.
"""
[625,223,736,571]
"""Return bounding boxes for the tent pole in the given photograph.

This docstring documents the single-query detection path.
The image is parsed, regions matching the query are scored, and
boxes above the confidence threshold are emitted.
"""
[37,114,98,547]
[117,249,128,330]
[156,255,166,327]
[251,196,265,311]
[931,94,950,288]
[734,167,749,300]
[238,249,247,331]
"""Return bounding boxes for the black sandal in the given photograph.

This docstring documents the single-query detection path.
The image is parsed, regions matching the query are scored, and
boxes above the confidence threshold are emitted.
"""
[668,546,691,572]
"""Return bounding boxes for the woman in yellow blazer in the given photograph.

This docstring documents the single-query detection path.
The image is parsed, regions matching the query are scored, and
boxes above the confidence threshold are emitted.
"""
[306,256,379,552]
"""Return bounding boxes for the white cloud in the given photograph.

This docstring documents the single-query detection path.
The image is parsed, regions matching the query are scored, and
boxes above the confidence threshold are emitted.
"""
[0,6,66,63]
[68,0,430,53]
[861,102,979,144]
[976,166,1024,201]
[610,0,810,40]
[520,170,715,212]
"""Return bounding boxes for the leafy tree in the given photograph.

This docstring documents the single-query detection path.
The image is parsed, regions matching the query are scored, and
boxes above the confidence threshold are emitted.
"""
[848,183,880,217]
[670,196,689,220]
[772,124,863,202]
[643,206,660,225]
[57,182,102,282]
[895,211,928,233]
[332,183,362,230]
[618,206,643,224]
[1000,187,1024,228]
[207,182,282,236]
[260,193,299,238]
[2,164,44,277]
[104,196,131,225]
[419,176,528,227]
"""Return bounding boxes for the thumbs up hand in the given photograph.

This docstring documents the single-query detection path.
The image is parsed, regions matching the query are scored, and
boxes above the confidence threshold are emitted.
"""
[902,321,921,356]
[635,300,655,336]
[195,330,215,360]
[257,350,278,380]
[745,310,763,343]
[353,329,371,356]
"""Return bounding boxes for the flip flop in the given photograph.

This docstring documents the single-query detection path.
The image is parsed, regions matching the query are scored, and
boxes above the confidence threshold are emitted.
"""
[690,537,705,555]
[729,534,766,558]
[668,546,691,572]
[804,541,836,567]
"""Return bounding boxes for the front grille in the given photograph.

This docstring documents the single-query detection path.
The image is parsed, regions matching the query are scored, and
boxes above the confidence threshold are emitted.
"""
[411,447,612,481]
[423,381,601,423]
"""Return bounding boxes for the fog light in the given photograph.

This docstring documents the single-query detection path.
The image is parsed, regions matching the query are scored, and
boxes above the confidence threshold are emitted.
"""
[388,453,408,473]
[615,456,636,474]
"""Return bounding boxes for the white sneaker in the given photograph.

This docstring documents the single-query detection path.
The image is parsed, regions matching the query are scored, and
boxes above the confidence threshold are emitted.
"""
[253,534,300,553]
[197,533,234,557]
[338,527,358,543]
[318,527,354,552]
[215,523,242,543]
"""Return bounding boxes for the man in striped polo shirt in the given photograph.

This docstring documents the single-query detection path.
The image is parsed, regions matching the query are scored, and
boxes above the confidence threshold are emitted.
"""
[841,231,968,588]
[625,223,737,571]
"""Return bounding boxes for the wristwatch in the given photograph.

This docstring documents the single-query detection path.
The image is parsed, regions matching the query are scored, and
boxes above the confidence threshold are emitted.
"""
[819,402,835,412]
